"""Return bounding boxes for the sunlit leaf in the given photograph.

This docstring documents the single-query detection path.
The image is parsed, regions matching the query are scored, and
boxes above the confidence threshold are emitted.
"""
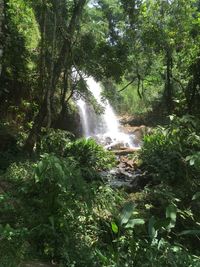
[148,216,157,240]
[119,202,135,226]
[192,192,200,201]
[125,218,145,229]
[111,222,119,234]
[179,230,200,236]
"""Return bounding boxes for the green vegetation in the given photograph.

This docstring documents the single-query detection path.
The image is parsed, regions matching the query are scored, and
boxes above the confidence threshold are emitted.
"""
[0,0,200,266]
[0,132,199,266]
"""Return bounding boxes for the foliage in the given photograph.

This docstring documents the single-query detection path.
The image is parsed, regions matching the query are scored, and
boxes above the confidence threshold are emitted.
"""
[141,115,200,185]
[1,144,200,266]
[0,0,39,97]
[0,122,19,170]
[65,138,116,180]
[38,128,74,156]
[0,153,122,266]
[1,0,200,266]
[139,114,200,253]
[0,224,28,267]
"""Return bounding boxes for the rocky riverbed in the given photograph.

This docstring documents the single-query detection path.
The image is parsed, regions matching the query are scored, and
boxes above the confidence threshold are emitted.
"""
[101,154,150,193]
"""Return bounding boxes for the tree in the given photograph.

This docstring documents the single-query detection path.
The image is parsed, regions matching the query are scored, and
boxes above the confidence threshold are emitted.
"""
[0,0,4,76]
[121,0,199,113]
[24,0,87,152]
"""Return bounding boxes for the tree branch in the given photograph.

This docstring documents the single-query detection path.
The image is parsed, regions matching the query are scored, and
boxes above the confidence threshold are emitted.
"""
[172,77,185,91]
[118,77,137,92]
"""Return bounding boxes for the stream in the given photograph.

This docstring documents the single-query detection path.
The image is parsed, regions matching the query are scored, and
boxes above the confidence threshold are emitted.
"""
[76,77,149,191]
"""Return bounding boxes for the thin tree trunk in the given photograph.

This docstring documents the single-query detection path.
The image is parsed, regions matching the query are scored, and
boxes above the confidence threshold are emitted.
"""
[38,0,47,98]
[164,49,173,113]
[46,12,57,128]
[61,69,69,109]
[185,57,200,114]
[0,0,4,76]
[24,94,47,152]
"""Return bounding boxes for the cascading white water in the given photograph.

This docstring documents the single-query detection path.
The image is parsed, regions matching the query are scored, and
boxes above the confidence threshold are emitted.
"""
[86,78,119,134]
[77,76,134,148]
[77,98,90,137]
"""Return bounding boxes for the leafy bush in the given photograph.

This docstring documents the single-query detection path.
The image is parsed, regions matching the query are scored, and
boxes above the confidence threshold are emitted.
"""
[93,200,200,267]
[1,154,200,266]
[141,115,200,185]
[0,224,28,267]
[13,154,121,265]
[139,115,200,255]
[65,138,116,180]
[38,128,74,156]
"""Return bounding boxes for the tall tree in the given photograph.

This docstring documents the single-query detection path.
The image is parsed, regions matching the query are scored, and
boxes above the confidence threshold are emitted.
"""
[24,0,87,152]
[0,0,4,76]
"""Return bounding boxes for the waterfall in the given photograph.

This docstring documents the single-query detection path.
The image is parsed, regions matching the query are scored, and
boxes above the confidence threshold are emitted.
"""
[86,77,119,135]
[77,77,134,148]
[77,98,90,137]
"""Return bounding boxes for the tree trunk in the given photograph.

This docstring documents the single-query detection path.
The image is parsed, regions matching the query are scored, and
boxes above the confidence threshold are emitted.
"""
[38,0,47,99]
[164,49,173,113]
[0,0,4,76]
[185,56,200,115]
[24,0,87,153]
[23,92,48,152]
[46,12,57,128]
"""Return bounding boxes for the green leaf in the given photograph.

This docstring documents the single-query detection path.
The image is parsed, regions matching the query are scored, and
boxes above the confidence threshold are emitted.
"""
[119,202,135,226]
[185,156,191,161]
[37,161,44,175]
[95,250,108,263]
[179,230,200,236]
[190,159,195,166]
[111,222,119,234]
[148,216,157,240]
[125,218,145,229]
[166,204,177,228]
[192,192,200,201]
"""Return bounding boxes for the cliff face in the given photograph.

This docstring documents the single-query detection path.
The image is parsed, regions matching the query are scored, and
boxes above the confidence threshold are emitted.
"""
[0,0,4,75]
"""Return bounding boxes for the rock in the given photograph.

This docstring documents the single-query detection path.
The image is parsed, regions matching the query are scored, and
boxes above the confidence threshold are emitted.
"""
[113,147,140,155]
[100,153,150,193]
[53,106,81,137]
[126,159,135,168]
[105,141,126,150]
[118,115,146,126]
[105,136,112,145]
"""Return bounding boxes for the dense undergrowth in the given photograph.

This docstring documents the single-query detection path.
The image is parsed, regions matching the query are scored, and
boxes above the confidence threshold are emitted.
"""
[0,117,200,267]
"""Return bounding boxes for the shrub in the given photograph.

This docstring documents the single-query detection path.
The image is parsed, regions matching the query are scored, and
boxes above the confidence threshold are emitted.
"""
[65,138,116,180]
[38,128,74,156]
[0,224,28,267]
[15,154,121,265]
[140,115,200,185]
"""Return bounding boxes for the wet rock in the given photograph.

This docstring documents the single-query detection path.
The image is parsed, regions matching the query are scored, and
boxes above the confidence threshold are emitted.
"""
[105,141,126,150]
[105,136,112,145]
[101,155,150,192]
[112,147,140,155]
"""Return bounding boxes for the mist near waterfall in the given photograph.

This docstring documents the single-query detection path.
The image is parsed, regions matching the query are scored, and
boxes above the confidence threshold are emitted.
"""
[77,77,136,149]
